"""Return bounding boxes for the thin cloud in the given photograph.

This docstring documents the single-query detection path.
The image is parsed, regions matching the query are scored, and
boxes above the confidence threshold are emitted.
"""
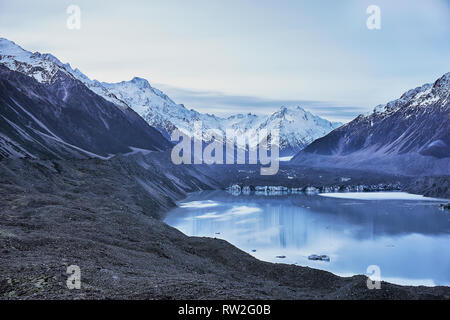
[156,84,367,122]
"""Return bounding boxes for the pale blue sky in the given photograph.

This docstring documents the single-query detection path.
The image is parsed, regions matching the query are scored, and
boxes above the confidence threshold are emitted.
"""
[1,0,449,121]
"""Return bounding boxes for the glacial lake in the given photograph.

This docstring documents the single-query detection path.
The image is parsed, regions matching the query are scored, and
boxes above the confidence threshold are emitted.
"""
[164,191,450,287]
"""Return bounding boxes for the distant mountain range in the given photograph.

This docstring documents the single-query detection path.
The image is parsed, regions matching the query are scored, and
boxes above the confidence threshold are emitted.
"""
[0,38,340,158]
[291,72,450,175]
[101,77,341,156]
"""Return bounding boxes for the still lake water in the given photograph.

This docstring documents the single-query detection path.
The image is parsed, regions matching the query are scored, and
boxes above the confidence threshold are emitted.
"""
[164,191,450,286]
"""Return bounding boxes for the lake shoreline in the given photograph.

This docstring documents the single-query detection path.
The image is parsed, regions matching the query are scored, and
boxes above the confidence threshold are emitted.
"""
[1,158,449,299]
[166,190,450,288]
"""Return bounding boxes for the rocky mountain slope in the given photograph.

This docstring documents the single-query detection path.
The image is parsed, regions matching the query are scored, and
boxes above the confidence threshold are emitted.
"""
[291,73,450,175]
[0,64,171,160]
[0,38,340,156]
[1,156,449,300]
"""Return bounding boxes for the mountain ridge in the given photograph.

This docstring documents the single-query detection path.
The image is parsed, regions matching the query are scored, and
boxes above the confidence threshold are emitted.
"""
[291,72,450,175]
[0,62,171,159]
[0,38,341,156]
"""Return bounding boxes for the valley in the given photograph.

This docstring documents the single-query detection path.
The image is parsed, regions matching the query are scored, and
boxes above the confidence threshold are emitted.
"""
[1,155,449,299]
[0,37,449,300]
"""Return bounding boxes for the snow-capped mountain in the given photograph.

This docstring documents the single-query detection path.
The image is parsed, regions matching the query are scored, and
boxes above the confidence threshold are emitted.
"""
[0,38,340,156]
[101,78,341,155]
[0,39,171,159]
[255,106,341,155]
[291,72,450,175]
[0,38,130,110]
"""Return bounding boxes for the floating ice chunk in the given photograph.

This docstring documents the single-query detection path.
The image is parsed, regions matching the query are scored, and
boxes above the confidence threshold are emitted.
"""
[308,254,330,262]
[179,200,219,208]
[319,192,446,201]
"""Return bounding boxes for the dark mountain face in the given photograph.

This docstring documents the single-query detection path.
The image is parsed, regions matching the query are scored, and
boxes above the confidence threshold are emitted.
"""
[0,65,171,159]
[291,73,450,176]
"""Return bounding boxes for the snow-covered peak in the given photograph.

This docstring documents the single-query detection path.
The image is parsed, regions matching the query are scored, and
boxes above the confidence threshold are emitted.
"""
[253,105,341,153]
[372,72,449,116]
[0,38,28,56]
[99,75,340,154]
[0,38,131,109]
[432,72,450,98]
[0,39,75,84]
[101,77,180,116]
[273,105,308,117]
[0,37,342,155]
[0,38,66,70]
[93,80,341,154]
[129,77,151,89]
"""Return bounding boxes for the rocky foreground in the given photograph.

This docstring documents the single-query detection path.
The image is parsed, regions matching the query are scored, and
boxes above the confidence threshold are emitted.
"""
[1,156,449,300]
